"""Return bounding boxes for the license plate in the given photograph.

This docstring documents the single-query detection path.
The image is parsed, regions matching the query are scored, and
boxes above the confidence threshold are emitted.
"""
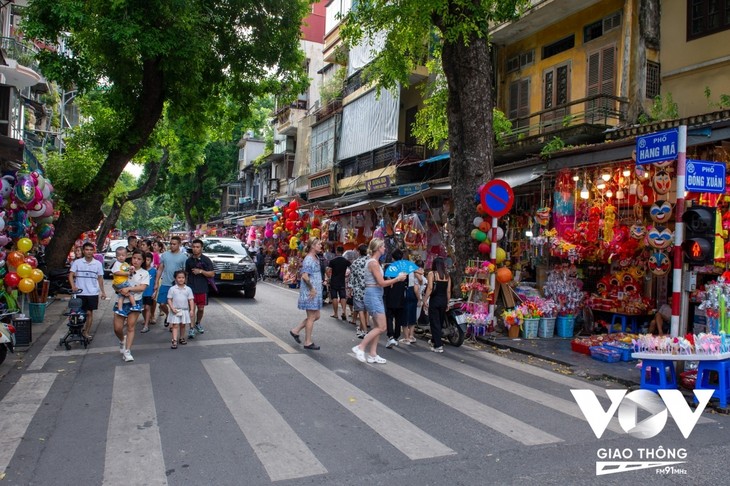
[454,314,466,325]
[221,273,234,280]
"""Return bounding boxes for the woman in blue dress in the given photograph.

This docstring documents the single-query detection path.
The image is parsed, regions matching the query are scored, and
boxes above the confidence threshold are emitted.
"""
[290,238,324,350]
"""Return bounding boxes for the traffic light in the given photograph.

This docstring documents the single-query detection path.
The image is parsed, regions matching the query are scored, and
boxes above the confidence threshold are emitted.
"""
[682,206,716,265]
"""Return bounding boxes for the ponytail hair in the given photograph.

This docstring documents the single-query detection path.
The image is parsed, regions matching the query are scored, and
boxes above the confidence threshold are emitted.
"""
[367,238,384,256]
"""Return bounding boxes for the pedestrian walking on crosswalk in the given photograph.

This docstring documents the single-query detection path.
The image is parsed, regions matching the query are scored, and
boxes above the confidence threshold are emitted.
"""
[290,238,323,350]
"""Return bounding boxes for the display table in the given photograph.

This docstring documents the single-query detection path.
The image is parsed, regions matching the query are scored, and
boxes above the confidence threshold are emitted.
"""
[631,352,730,406]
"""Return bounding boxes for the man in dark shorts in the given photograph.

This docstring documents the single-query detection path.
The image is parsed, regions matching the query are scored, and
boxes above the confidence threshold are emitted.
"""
[185,239,215,336]
[327,246,351,320]
[69,242,107,340]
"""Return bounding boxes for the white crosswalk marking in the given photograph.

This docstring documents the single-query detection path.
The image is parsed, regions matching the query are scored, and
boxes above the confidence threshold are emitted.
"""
[416,352,625,434]
[373,360,562,446]
[280,353,456,460]
[203,357,328,481]
[0,373,57,474]
[104,364,167,486]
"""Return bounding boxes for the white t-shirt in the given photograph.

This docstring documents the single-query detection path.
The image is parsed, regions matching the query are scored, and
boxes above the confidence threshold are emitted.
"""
[121,268,150,303]
[70,258,104,295]
[167,285,194,311]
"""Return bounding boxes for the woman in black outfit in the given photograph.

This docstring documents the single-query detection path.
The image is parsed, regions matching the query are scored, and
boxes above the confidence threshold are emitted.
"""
[423,257,451,353]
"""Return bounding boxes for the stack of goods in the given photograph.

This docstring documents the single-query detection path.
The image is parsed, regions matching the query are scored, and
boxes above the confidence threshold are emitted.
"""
[697,277,730,334]
[631,333,730,356]
[543,265,585,317]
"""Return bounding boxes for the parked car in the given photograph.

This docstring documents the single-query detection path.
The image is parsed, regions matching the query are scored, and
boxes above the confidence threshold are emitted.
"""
[201,237,257,298]
[103,239,128,277]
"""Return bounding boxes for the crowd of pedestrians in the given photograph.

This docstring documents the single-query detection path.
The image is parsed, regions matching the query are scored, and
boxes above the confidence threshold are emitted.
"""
[68,236,216,362]
[289,237,449,365]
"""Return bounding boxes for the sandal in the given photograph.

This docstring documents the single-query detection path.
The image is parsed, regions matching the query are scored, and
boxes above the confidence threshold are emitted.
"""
[171,339,178,349]
[140,326,150,333]
[179,337,187,345]
[303,343,320,350]
[289,330,301,344]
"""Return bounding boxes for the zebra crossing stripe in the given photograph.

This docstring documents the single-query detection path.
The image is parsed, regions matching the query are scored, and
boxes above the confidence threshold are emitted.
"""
[0,373,57,474]
[416,352,624,435]
[104,364,167,486]
[374,360,562,446]
[280,353,456,460]
[203,357,327,481]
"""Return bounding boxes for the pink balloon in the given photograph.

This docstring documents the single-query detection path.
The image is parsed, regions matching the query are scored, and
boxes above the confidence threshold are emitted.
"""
[42,200,54,217]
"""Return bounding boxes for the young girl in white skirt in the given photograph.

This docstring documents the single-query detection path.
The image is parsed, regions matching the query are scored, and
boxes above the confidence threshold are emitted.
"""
[167,270,194,348]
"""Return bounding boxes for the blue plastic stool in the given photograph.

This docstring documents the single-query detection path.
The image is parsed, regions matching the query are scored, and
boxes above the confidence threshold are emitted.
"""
[640,359,677,392]
[611,314,639,333]
[695,360,730,408]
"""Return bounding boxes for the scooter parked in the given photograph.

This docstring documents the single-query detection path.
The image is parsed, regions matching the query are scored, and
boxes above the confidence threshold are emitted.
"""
[0,310,18,365]
[414,298,466,347]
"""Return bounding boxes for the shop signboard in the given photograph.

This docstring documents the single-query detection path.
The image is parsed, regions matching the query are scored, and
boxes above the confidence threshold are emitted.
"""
[480,179,514,218]
[398,183,428,196]
[635,128,678,165]
[364,176,391,192]
[685,159,726,194]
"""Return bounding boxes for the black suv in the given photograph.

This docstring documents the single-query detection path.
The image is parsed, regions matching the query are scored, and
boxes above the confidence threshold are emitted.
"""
[201,238,258,298]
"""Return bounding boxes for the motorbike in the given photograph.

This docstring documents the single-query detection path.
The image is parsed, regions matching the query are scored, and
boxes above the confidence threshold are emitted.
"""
[0,310,18,365]
[47,267,73,297]
[414,298,467,347]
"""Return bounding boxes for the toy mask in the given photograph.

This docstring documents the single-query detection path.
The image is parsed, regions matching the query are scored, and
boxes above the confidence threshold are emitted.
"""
[648,251,671,276]
[649,200,673,223]
[652,169,672,195]
[647,226,674,250]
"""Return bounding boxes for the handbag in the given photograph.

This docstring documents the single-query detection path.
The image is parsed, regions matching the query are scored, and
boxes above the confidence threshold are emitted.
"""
[417,306,429,325]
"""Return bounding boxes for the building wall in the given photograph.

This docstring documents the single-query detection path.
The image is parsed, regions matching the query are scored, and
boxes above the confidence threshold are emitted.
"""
[238,139,266,173]
[495,0,627,122]
[660,1,730,117]
[302,0,326,43]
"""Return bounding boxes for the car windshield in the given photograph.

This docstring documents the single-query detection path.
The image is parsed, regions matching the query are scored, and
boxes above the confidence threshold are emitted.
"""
[107,241,127,252]
[203,240,252,261]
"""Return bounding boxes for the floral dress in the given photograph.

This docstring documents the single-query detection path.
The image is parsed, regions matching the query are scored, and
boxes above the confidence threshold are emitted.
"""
[297,255,323,310]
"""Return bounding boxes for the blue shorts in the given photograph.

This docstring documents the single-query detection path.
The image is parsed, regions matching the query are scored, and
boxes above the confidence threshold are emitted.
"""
[364,286,385,315]
[157,285,171,304]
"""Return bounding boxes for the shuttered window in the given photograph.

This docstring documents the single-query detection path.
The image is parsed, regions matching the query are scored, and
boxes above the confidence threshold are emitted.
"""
[585,45,616,120]
[541,64,569,132]
[508,78,530,129]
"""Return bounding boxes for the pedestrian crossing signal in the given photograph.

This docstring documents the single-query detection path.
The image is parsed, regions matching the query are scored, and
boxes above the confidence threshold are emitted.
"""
[682,206,715,265]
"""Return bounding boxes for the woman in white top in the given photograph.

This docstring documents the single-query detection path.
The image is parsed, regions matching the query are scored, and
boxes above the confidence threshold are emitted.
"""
[113,250,150,363]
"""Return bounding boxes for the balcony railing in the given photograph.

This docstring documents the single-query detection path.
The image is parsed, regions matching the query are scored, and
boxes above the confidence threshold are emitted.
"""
[340,142,426,178]
[343,71,365,98]
[0,37,40,72]
[314,98,342,122]
[503,94,628,145]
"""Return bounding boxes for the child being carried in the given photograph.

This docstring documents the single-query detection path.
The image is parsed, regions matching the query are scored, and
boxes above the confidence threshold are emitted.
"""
[111,247,141,314]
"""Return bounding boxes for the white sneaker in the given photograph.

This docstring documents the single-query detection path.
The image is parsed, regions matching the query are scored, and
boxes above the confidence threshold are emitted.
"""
[431,346,444,353]
[385,338,398,348]
[119,336,126,354]
[122,350,134,362]
[351,345,366,363]
[367,354,387,364]
[398,338,410,345]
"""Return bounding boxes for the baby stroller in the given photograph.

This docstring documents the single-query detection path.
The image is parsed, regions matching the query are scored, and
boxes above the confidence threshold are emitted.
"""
[59,290,89,349]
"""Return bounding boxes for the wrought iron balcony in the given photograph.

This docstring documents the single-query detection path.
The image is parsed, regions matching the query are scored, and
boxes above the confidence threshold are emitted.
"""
[0,37,40,72]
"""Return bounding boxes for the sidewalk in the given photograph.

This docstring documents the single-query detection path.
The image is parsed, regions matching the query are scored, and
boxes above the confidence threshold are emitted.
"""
[478,334,642,387]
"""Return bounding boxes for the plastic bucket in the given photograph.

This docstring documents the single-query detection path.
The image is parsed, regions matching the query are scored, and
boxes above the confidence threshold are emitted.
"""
[556,316,575,338]
[538,317,556,338]
[522,318,539,339]
[29,303,47,324]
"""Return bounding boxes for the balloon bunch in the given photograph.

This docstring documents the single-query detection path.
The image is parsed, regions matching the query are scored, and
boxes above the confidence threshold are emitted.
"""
[2,237,45,294]
[0,170,56,247]
[470,216,505,256]
[262,199,320,255]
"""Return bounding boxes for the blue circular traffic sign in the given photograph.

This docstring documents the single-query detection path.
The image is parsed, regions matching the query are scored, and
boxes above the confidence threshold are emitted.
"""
[480,179,514,218]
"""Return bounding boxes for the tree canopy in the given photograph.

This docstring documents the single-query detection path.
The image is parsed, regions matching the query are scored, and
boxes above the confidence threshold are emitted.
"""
[23,0,310,268]
[340,0,527,283]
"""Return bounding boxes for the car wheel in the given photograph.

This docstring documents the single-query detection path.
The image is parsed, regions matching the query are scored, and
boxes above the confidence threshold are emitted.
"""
[244,287,256,299]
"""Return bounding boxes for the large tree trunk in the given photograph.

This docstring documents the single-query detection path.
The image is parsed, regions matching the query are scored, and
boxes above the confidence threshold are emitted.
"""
[95,149,169,249]
[440,36,494,291]
[44,59,165,270]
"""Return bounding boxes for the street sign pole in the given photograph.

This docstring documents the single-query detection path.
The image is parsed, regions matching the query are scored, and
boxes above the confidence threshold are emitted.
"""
[672,125,687,338]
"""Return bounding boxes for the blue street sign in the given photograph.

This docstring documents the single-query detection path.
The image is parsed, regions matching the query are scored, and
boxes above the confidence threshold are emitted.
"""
[636,128,679,165]
[685,159,726,194]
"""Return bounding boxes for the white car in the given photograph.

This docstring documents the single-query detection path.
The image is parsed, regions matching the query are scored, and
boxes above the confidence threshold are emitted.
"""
[103,240,128,277]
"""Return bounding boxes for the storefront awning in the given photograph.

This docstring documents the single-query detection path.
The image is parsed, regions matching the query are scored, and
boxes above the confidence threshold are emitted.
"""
[495,163,546,188]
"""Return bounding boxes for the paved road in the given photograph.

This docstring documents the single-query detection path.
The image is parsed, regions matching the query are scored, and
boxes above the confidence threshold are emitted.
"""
[0,282,728,485]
